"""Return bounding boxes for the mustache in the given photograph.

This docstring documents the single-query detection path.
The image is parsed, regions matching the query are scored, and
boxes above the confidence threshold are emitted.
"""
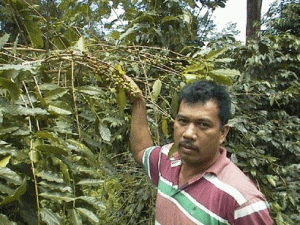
[179,140,199,151]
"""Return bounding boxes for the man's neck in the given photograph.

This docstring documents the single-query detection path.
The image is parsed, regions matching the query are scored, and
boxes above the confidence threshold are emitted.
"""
[178,152,221,187]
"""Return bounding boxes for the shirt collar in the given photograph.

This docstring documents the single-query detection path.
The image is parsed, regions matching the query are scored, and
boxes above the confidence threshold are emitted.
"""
[171,145,230,176]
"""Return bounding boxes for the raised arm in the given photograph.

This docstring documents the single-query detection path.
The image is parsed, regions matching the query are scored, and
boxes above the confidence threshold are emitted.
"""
[125,76,153,165]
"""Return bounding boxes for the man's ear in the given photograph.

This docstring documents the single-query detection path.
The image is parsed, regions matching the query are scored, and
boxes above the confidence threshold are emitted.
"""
[219,124,230,145]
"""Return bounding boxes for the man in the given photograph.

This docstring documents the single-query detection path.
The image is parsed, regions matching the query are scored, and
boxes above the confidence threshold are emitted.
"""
[128,78,273,225]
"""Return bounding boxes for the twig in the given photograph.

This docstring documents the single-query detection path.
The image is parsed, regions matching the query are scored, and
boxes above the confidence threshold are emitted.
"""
[71,60,81,137]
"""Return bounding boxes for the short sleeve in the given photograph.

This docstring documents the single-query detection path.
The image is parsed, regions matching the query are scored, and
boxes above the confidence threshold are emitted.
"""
[234,199,273,225]
[142,146,162,186]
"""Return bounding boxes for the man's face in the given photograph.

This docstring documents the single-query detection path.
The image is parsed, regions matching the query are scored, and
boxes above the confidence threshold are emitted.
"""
[173,100,229,167]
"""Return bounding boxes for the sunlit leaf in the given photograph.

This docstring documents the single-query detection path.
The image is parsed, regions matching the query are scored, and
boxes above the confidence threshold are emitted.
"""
[40,208,62,225]
[68,209,82,225]
[77,179,105,186]
[99,124,111,142]
[45,88,69,100]
[0,214,17,225]
[0,155,11,167]
[48,101,73,115]
[39,181,72,193]
[77,196,106,210]
[76,208,99,224]
[168,144,177,158]
[35,145,70,156]
[0,179,27,206]
[184,63,205,73]
[0,34,10,49]
[0,167,22,185]
[151,79,162,102]
[66,139,94,160]
[266,175,277,187]
[40,193,75,202]
[161,118,168,137]
[73,36,85,52]
[36,171,64,183]
[51,157,71,184]
[23,21,44,48]
[205,47,227,60]
[116,88,126,114]
[77,86,103,96]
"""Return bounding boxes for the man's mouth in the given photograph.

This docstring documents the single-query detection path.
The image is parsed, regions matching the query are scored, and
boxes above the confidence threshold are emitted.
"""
[179,141,199,152]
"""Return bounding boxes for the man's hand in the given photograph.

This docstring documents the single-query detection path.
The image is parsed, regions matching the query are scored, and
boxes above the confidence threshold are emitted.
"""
[123,75,143,102]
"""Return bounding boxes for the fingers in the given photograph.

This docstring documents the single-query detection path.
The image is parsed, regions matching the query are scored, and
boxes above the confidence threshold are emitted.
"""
[123,75,143,100]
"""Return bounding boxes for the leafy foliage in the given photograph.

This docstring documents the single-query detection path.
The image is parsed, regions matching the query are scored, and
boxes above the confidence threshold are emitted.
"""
[0,0,299,224]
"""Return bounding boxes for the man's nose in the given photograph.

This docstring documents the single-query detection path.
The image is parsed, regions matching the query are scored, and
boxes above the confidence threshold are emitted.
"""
[183,123,197,140]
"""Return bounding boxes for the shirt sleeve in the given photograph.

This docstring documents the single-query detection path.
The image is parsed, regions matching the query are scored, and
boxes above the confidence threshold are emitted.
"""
[142,146,162,186]
[234,199,273,225]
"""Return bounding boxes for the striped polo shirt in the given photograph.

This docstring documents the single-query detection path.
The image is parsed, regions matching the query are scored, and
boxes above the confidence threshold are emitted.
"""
[142,143,273,225]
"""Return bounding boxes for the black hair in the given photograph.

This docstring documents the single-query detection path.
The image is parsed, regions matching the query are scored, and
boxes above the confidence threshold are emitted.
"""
[178,80,231,127]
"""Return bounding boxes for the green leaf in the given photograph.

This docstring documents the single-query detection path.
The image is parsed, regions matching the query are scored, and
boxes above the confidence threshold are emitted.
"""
[0,63,37,72]
[48,101,73,115]
[0,127,19,135]
[210,69,240,77]
[68,209,82,225]
[73,36,85,52]
[171,91,178,118]
[77,196,106,209]
[51,157,71,184]
[45,88,69,100]
[35,131,61,144]
[168,144,177,158]
[39,181,72,193]
[0,179,27,206]
[161,118,168,137]
[266,175,276,187]
[66,139,95,160]
[40,208,62,225]
[39,193,75,202]
[151,79,162,102]
[99,124,111,142]
[205,47,227,60]
[76,208,99,224]
[0,77,21,102]
[184,63,205,73]
[162,16,180,24]
[0,155,11,167]
[36,171,64,183]
[0,167,22,185]
[0,183,14,195]
[0,34,10,49]
[258,42,269,54]
[35,145,70,156]
[110,31,120,40]
[77,179,105,186]
[2,105,48,116]
[0,214,17,225]
[77,86,103,96]
[23,21,44,48]
[116,88,127,114]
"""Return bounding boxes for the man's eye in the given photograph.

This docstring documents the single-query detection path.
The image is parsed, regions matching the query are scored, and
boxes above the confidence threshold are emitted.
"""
[177,118,188,125]
[198,122,210,129]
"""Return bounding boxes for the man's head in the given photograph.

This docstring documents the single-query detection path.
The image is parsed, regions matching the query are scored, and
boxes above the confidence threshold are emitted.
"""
[178,80,231,127]
[173,80,231,168]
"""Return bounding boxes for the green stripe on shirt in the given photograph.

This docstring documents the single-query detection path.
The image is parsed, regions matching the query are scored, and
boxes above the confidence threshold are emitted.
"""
[158,177,230,225]
[142,146,156,178]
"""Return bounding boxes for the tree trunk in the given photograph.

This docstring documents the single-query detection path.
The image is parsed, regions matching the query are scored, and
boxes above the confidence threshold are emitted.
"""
[246,0,262,42]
